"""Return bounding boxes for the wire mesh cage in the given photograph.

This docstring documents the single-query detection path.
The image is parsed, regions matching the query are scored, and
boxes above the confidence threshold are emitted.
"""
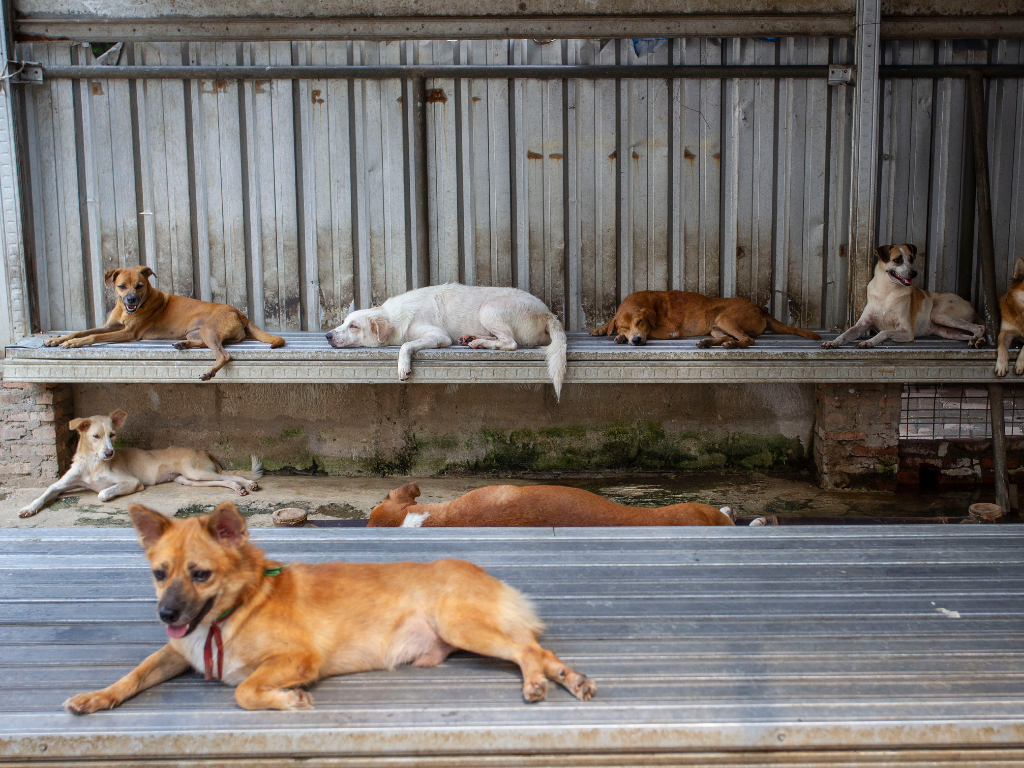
[901,385,1024,440]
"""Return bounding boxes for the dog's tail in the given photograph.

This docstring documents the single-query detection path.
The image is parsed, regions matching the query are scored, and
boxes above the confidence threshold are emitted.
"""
[544,314,568,402]
[249,455,264,481]
[763,311,821,341]
[245,321,286,348]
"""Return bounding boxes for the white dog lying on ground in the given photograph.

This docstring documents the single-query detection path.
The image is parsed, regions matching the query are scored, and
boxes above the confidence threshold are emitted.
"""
[325,283,568,399]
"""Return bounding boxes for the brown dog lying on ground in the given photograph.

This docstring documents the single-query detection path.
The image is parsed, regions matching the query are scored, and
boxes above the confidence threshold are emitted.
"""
[18,410,262,518]
[591,290,820,347]
[996,257,1024,377]
[368,482,737,527]
[64,503,595,712]
[44,265,285,381]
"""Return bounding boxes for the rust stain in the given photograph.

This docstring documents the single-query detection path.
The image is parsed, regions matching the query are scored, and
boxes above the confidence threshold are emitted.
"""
[396,96,402,104]
[90,81,103,96]
[737,246,746,260]
[254,79,270,94]
[527,151,543,160]
[713,152,721,161]
[311,89,325,105]
[472,96,481,102]
[213,79,227,93]
[632,151,640,161]
[549,153,563,160]
[683,148,696,161]
[608,151,616,161]
[425,88,448,104]
[840,244,847,258]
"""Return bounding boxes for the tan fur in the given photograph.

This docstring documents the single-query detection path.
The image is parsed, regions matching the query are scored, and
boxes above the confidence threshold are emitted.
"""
[996,257,1024,376]
[823,244,985,349]
[590,290,820,348]
[63,504,595,712]
[368,482,735,527]
[18,411,260,518]
[44,266,285,381]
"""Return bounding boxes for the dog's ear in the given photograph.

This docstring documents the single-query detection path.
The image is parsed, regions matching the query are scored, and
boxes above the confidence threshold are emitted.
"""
[104,268,121,286]
[1014,257,1024,282]
[129,504,172,550]
[139,266,155,282]
[370,317,392,344]
[873,245,891,265]
[206,502,248,547]
[109,409,128,430]
[906,244,918,256]
[69,418,91,432]
[399,482,421,500]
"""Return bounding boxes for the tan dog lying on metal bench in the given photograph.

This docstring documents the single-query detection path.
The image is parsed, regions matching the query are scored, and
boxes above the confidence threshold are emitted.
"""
[18,410,262,518]
[368,482,739,527]
[44,265,285,381]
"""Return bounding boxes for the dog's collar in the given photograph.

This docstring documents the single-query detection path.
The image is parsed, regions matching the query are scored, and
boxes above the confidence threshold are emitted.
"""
[203,565,290,681]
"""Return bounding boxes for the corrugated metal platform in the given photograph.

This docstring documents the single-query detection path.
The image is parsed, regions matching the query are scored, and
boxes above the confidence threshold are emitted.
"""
[3,525,1024,766]
[2,332,1002,383]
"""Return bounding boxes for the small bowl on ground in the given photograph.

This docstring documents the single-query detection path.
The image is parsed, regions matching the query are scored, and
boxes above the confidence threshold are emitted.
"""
[272,507,308,527]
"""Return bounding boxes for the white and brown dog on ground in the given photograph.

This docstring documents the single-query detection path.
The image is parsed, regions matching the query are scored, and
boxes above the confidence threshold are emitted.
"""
[18,410,262,518]
[325,283,568,399]
[822,244,985,349]
[996,257,1024,376]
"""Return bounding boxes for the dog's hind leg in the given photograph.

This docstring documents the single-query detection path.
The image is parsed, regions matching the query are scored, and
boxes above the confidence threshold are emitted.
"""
[235,653,322,711]
[710,319,756,349]
[197,323,234,381]
[695,328,731,349]
[98,479,145,502]
[174,471,250,495]
[466,329,518,351]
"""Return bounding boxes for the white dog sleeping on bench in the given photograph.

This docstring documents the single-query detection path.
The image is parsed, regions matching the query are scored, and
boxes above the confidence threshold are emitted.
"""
[325,283,568,399]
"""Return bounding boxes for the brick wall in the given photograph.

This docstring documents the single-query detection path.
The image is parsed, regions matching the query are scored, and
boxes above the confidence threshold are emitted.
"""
[0,378,74,488]
[814,383,903,490]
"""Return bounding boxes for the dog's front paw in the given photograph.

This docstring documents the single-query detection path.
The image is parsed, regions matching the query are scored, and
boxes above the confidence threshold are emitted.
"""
[246,481,259,492]
[397,363,411,381]
[18,506,40,519]
[821,340,839,349]
[566,673,596,701]
[43,336,65,347]
[172,341,188,351]
[1015,361,1024,377]
[857,340,873,349]
[97,488,117,502]
[280,688,314,710]
[969,336,986,349]
[199,372,214,382]
[588,328,603,336]
[64,690,121,715]
[59,338,86,349]
[696,338,712,349]
[996,359,1009,376]
[522,678,548,703]
[458,334,476,346]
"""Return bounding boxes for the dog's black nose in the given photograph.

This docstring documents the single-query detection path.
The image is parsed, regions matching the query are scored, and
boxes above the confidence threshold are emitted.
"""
[909,270,918,279]
[630,336,644,346]
[159,606,180,624]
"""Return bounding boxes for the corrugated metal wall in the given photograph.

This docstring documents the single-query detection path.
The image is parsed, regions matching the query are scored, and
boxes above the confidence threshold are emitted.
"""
[13,36,1022,338]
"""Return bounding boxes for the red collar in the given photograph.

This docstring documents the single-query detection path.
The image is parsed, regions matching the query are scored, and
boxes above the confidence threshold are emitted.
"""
[203,565,288,681]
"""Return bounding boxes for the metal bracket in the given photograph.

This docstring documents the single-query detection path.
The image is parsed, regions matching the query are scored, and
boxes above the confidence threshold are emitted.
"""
[8,61,43,84]
[828,64,855,85]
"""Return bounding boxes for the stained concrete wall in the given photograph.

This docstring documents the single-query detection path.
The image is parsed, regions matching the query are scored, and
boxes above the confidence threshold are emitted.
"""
[70,382,816,477]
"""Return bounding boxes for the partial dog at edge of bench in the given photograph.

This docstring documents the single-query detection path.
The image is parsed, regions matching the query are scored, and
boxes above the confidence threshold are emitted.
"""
[324,283,567,400]
[18,410,262,519]
[368,482,740,527]
[590,290,820,348]
[44,265,285,381]
[64,502,595,712]
[822,244,985,350]
[996,257,1024,377]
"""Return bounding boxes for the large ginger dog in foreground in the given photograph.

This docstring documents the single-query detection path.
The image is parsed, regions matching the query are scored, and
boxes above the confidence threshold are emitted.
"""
[369,482,736,527]
[64,503,595,712]
[591,290,820,347]
[45,266,285,381]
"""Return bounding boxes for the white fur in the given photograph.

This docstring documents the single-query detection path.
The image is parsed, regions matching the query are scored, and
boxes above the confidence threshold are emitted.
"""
[325,283,567,400]
[173,621,251,686]
[719,506,735,522]
[401,511,430,528]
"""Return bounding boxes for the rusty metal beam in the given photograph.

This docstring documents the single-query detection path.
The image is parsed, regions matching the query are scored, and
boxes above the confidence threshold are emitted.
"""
[967,69,1011,518]
[881,15,1024,39]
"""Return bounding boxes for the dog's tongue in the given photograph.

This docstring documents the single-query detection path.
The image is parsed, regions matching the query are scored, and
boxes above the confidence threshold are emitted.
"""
[166,624,189,639]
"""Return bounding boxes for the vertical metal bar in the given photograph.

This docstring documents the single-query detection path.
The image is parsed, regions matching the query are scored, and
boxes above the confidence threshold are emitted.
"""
[0,0,28,345]
[849,0,882,322]
[968,69,1010,516]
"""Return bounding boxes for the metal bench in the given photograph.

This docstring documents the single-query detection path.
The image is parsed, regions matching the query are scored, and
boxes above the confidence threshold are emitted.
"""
[2,332,1002,384]
[3,525,1024,766]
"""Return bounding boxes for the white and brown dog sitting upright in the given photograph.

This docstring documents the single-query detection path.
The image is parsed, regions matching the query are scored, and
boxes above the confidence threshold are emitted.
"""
[822,244,985,349]
[64,503,595,712]
[18,410,262,518]
[996,257,1024,377]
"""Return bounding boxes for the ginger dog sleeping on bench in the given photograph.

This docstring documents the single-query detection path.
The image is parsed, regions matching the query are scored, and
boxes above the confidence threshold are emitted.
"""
[64,503,595,712]
[591,290,820,347]
[18,410,262,518]
[44,265,285,381]
[368,482,737,527]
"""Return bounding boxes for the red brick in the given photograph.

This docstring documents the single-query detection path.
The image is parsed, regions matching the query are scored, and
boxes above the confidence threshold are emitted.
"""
[897,470,920,486]
[851,445,899,457]
[823,431,867,441]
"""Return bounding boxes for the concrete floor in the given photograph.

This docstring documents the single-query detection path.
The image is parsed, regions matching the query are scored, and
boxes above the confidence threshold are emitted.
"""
[0,469,1000,528]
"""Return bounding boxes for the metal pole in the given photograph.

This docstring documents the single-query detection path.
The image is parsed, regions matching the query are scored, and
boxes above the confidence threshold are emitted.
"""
[968,69,1011,517]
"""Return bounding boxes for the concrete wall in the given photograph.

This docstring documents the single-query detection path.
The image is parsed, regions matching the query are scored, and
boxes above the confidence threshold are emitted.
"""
[70,382,816,476]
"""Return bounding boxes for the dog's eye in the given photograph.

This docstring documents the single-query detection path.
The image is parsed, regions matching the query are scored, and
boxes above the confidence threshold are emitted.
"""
[136,284,143,289]
[152,569,167,581]
[117,284,126,290]
[190,569,212,583]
